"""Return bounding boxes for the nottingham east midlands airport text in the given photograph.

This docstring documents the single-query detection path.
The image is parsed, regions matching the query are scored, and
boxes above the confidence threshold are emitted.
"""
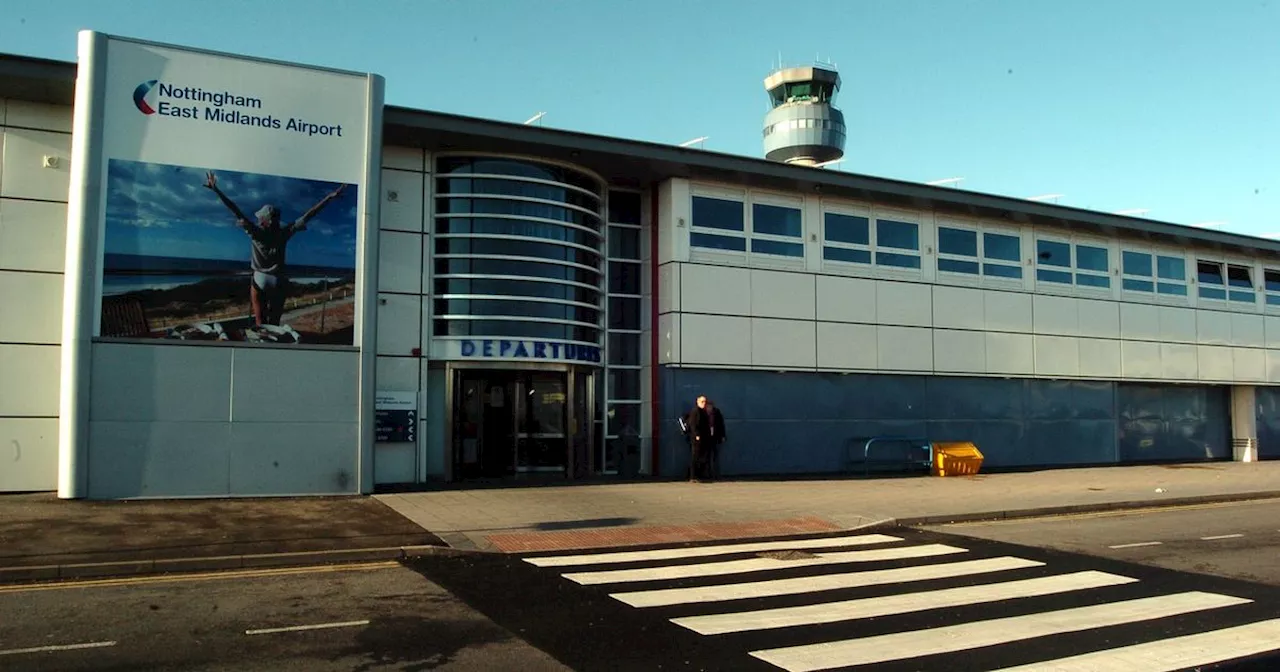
[151,82,344,137]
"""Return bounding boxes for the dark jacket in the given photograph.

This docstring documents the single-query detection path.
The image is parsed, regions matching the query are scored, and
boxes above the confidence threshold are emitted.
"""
[685,406,727,443]
[710,407,727,443]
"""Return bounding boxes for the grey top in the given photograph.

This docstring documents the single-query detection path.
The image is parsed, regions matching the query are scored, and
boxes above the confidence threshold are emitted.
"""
[240,218,306,274]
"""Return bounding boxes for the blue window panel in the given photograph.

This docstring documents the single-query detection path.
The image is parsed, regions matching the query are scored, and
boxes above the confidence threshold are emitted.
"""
[1122,251,1152,277]
[876,252,921,269]
[690,232,746,251]
[1197,262,1224,286]
[751,238,804,257]
[1230,291,1256,304]
[824,213,869,245]
[1266,270,1280,293]
[1157,256,1186,281]
[1037,268,1072,284]
[1199,286,1227,300]
[983,263,1023,279]
[1158,282,1188,296]
[691,196,744,232]
[938,258,979,274]
[938,227,977,257]
[1037,240,1071,268]
[608,191,642,225]
[824,246,871,264]
[1117,383,1230,462]
[753,203,802,237]
[1076,245,1109,272]
[1076,274,1111,289]
[984,233,1020,262]
[1123,278,1155,293]
[1269,294,1280,306]
[877,220,919,251]
[1227,267,1253,289]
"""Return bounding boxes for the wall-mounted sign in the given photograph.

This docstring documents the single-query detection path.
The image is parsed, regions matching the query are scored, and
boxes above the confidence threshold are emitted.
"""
[455,338,603,364]
[83,32,377,347]
[375,391,417,443]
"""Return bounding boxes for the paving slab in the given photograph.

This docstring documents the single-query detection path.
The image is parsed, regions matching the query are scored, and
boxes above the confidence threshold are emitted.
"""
[0,493,444,570]
[377,461,1280,552]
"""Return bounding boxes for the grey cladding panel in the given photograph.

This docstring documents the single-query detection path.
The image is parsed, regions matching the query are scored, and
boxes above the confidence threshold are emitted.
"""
[228,421,359,495]
[90,343,232,422]
[87,421,232,498]
[230,348,359,423]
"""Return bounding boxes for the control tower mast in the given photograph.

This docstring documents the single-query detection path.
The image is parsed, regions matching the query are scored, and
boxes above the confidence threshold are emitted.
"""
[762,64,846,167]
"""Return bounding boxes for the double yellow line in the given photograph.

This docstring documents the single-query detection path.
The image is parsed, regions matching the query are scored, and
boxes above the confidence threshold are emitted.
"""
[0,561,400,594]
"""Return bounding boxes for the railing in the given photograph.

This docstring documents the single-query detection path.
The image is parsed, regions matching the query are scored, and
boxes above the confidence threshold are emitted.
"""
[850,436,933,477]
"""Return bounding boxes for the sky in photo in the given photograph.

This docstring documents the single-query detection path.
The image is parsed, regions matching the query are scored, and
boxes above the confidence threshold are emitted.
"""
[2,0,1277,235]
[103,159,359,269]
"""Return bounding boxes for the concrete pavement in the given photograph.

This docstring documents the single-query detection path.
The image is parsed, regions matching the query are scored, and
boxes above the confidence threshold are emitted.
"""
[4,460,1279,583]
[377,461,1280,552]
[0,494,444,583]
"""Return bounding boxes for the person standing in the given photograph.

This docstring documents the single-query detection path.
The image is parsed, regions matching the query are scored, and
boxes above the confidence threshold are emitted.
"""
[203,171,345,328]
[705,398,727,480]
[685,395,715,482]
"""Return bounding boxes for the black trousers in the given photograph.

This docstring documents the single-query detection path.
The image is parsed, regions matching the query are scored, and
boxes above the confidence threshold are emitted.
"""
[690,437,712,480]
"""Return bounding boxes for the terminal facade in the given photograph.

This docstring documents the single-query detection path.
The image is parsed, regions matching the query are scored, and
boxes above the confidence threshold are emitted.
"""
[2,43,1279,499]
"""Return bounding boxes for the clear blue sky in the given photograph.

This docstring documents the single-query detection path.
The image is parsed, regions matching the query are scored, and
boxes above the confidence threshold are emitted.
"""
[3,0,1277,235]
[104,160,357,268]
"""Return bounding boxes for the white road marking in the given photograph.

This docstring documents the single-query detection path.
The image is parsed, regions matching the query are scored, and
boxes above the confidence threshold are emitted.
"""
[1201,533,1245,540]
[611,556,1044,608]
[989,617,1280,672]
[524,533,902,567]
[1108,541,1163,549]
[672,570,1137,635]
[748,591,1250,672]
[562,544,967,586]
[245,619,370,635]
[0,641,117,656]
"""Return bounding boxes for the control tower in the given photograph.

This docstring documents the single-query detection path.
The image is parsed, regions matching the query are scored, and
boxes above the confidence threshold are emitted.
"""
[762,64,846,166]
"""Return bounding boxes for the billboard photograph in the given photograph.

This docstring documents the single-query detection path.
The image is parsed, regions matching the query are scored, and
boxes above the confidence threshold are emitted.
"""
[99,159,359,345]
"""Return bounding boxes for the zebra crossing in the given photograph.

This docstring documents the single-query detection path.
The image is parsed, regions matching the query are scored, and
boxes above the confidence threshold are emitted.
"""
[518,529,1280,671]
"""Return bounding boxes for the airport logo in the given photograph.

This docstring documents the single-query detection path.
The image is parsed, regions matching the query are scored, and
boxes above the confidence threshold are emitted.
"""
[132,79,158,115]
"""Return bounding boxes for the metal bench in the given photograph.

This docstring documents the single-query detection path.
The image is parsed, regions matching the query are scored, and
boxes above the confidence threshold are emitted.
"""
[849,435,933,477]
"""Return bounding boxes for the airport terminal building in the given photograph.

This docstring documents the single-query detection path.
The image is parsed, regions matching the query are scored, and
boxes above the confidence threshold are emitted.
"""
[3,33,1280,499]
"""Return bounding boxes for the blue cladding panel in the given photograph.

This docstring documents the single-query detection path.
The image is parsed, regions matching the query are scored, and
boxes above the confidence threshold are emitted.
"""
[1116,383,1230,462]
[658,368,1230,478]
[1257,388,1280,460]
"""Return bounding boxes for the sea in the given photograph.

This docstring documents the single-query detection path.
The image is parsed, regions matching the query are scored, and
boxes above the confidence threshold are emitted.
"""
[102,253,355,296]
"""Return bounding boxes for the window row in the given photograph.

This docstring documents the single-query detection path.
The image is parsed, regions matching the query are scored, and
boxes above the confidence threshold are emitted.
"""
[437,216,600,249]
[436,236,600,267]
[436,157,602,197]
[690,195,805,259]
[436,197,602,231]
[824,213,926,270]
[433,318,599,343]
[431,296,640,329]
[688,194,1280,311]
[437,177,600,212]
[763,118,846,137]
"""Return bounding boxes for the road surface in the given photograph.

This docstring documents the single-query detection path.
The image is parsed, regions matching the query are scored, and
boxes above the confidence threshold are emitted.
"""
[0,559,568,672]
[926,498,1280,586]
[406,526,1280,671]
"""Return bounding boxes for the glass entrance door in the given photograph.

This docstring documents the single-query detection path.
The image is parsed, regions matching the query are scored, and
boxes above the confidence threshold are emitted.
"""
[451,366,596,480]
[452,372,517,479]
[514,372,567,473]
